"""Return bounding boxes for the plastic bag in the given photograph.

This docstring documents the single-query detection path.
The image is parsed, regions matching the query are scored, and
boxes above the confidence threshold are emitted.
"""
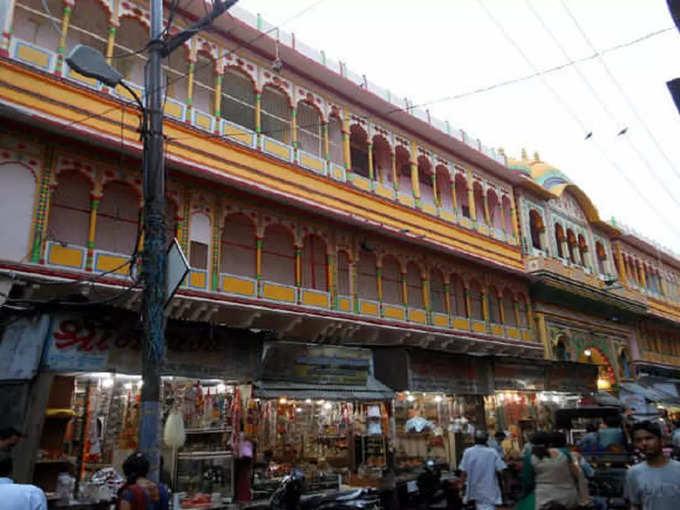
[164,407,186,447]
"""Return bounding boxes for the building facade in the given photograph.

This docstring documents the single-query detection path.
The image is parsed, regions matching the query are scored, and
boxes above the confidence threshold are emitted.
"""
[0,0,679,437]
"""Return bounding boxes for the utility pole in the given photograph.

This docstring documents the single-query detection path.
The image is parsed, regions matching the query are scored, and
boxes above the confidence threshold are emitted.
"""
[140,0,238,481]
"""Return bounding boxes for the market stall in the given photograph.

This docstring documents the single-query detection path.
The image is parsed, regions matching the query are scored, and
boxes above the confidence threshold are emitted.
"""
[373,348,494,473]
[28,311,261,509]
[250,342,394,497]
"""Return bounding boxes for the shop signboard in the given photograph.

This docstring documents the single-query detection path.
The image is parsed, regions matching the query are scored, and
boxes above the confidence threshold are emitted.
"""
[260,342,371,386]
[493,359,546,391]
[408,350,493,395]
[42,312,260,380]
[545,361,597,394]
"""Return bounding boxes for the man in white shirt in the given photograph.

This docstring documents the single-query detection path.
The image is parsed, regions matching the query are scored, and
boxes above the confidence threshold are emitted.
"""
[459,431,507,510]
[0,453,47,510]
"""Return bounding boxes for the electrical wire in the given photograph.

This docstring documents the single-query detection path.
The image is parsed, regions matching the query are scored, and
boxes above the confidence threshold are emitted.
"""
[524,0,680,209]
[558,0,680,185]
[475,0,680,245]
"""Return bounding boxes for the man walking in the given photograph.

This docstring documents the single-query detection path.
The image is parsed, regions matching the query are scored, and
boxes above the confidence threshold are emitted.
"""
[460,430,507,510]
[625,420,680,510]
[0,453,47,509]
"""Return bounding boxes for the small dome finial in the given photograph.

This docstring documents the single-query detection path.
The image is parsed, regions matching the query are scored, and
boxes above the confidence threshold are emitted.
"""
[521,148,528,159]
[534,151,540,162]
[498,147,505,156]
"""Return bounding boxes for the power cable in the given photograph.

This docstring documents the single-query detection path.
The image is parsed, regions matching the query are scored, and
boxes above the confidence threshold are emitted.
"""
[524,0,680,209]
[558,0,680,185]
[476,0,680,244]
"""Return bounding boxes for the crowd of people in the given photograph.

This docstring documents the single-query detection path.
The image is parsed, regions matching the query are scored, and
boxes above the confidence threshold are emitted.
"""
[457,419,680,510]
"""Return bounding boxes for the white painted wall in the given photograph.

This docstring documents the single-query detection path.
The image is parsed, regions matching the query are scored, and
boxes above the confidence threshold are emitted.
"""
[0,163,36,262]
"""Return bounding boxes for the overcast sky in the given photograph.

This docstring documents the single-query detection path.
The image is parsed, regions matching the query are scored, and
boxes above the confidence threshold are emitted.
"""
[236,0,680,255]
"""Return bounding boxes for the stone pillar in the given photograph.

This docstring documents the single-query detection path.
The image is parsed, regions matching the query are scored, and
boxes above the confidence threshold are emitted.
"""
[537,312,551,359]
[615,244,627,286]
[186,59,196,122]
[85,193,101,272]
[409,144,420,206]
[55,3,72,76]
[466,174,476,222]
[105,25,116,65]
[291,106,297,150]
[31,148,56,264]
[322,122,329,162]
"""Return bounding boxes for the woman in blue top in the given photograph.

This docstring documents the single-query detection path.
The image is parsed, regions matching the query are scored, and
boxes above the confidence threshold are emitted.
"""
[117,452,169,510]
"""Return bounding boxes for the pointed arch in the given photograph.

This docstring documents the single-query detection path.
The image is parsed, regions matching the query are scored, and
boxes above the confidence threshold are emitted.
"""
[566,228,577,263]
[13,0,62,50]
[164,45,191,105]
[193,50,217,115]
[336,249,351,297]
[435,165,453,211]
[297,100,323,157]
[381,254,402,305]
[469,279,484,320]
[417,155,434,205]
[301,234,328,291]
[395,145,413,198]
[48,170,92,247]
[349,124,369,178]
[455,173,469,218]
[262,223,295,285]
[357,250,378,301]
[487,189,503,231]
[261,84,292,144]
[220,67,256,131]
[67,0,110,55]
[95,181,140,255]
[114,16,149,86]
[328,113,344,166]
[0,162,37,262]
[221,213,256,277]
[372,134,392,185]
[501,195,513,234]
[529,210,544,250]
[473,182,485,223]
[502,288,517,326]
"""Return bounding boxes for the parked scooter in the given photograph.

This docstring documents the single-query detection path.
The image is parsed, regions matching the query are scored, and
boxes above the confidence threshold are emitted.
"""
[250,468,382,510]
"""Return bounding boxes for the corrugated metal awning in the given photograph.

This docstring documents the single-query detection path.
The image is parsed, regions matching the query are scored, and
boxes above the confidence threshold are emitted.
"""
[620,382,680,406]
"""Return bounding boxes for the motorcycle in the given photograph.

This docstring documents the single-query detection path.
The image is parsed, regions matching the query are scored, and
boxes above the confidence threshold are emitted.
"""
[415,460,463,510]
[250,468,382,510]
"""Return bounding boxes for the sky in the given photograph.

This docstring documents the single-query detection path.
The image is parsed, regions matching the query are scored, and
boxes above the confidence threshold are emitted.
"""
[234,0,680,256]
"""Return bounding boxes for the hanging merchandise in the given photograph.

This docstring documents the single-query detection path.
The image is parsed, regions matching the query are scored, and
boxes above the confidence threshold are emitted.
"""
[163,407,186,448]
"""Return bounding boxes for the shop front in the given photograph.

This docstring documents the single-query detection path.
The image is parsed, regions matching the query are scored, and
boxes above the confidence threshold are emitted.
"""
[9,310,261,509]
[250,342,394,496]
[372,348,494,473]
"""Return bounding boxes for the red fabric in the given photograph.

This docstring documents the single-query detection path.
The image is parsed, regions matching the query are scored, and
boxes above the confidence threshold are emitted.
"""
[116,483,160,509]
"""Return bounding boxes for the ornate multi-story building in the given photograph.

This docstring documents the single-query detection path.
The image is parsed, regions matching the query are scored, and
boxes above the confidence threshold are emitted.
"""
[0,0,678,420]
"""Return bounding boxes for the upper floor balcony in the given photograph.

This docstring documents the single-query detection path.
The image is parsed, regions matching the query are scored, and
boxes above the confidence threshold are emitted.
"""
[0,127,538,357]
[1,0,523,267]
